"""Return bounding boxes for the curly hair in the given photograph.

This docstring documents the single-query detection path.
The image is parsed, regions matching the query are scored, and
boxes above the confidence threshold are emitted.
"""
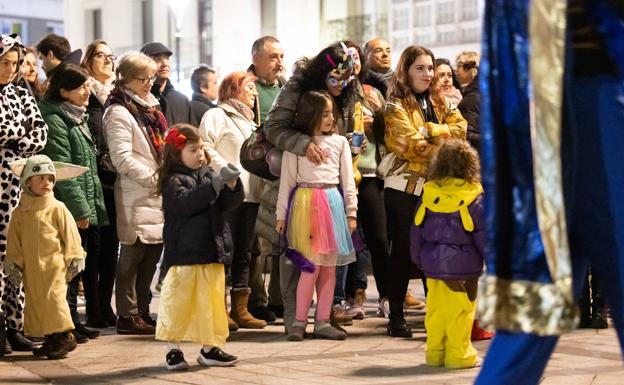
[427,139,481,184]
[300,42,356,109]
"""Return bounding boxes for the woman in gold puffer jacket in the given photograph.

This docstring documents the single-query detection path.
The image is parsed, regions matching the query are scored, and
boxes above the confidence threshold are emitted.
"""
[382,45,467,337]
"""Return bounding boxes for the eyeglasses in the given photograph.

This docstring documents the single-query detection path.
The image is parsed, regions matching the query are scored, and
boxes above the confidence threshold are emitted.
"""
[93,52,116,61]
[135,76,157,85]
[457,61,478,71]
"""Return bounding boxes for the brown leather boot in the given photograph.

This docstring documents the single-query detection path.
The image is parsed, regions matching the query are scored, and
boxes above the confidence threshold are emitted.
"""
[229,288,266,329]
[225,294,238,331]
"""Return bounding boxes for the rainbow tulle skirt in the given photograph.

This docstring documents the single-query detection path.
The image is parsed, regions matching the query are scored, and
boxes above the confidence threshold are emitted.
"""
[286,186,355,266]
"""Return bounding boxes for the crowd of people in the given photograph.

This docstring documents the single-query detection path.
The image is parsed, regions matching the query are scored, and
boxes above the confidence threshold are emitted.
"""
[0,30,606,371]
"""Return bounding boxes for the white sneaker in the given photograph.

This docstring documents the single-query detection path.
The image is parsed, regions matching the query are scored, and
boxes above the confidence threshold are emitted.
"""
[345,301,365,320]
[197,347,238,367]
[376,298,390,318]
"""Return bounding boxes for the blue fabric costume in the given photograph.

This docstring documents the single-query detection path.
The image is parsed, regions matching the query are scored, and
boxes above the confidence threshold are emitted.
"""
[475,1,624,384]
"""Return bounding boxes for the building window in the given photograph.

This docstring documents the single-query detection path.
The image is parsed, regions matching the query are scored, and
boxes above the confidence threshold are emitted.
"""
[0,18,28,42]
[413,4,431,27]
[141,0,153,44]
[92,9,102,40]
[414,32,433,46]
[437,30,456,44]
[392,36,411,52]
[462,0,479,21]
[198,0,213,65]
[462,26,480,42]
[393,9,409,30]
[436,1,455,24]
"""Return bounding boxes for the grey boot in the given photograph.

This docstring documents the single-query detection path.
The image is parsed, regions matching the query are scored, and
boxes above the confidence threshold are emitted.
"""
[287,320,306,341]
[312,320,347,340]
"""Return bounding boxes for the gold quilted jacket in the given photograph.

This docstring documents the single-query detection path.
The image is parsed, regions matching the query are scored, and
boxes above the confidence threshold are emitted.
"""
[384,96,467,177]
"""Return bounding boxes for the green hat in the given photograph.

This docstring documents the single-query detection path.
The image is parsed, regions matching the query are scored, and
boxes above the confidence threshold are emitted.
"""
[11,155,88,183]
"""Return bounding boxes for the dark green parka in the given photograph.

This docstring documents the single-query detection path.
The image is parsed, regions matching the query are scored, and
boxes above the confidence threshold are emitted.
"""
[39,100,108,226]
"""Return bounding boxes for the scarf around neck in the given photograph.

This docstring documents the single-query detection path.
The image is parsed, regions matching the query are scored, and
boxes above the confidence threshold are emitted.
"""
[108,86,167,157]
[225,98,255,122]
[60,101,87,124]
[89,76,114,106]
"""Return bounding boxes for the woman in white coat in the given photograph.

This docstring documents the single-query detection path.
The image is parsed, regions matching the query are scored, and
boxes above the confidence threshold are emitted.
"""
[103,53,165,335]
[199,71,265,330]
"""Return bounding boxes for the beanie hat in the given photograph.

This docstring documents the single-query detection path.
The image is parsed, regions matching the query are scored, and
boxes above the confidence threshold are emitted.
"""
[11,155,88,194]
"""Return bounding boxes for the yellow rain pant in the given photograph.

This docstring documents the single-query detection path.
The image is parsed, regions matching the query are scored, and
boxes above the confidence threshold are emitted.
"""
[156,264,228,347]
[425,278,478,369]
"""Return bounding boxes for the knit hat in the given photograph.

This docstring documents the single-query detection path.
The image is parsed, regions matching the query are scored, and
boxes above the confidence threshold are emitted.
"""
[0,33,25,62]
[11,155,88,186]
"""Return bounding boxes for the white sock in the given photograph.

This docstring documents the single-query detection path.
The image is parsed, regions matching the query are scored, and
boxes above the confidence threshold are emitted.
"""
[202,345,214,353]
[166,342,180,352]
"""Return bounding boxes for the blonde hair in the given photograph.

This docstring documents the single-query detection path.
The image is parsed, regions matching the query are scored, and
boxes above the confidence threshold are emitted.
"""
[115,52,156,87]
[455,51,480,78]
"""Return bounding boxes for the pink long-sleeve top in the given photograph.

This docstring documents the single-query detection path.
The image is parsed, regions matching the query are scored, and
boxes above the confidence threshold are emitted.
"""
[276,134,358,221]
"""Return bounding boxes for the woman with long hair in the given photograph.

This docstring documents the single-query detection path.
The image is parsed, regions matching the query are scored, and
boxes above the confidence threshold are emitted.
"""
[80,39,118,327]
[383,45,467,337]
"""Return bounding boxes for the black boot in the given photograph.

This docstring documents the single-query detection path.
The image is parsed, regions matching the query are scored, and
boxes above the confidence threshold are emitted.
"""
[578,272,592,328]
[590,279,608,329]
[6,328,33,351]
[387,313,412,338]
[74,322,100,339]
[0,313,8,357]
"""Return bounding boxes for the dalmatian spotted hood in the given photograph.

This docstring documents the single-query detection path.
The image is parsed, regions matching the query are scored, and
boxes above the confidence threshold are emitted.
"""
[414,178,483,232]
[0,33,25,62]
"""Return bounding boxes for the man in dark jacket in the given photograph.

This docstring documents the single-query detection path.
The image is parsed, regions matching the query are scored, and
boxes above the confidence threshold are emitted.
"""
[190,64,218,124]
[458,75,480,152]
[246,36,287,324]
[363,38,394,97]
[140,42,194,126]
[36,34,82,80]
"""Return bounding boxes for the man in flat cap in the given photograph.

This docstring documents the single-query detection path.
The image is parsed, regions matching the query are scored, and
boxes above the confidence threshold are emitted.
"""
[140,42,194,126]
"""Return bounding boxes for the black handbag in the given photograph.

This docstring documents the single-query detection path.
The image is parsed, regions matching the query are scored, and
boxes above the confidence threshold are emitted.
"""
[239,124,283,181]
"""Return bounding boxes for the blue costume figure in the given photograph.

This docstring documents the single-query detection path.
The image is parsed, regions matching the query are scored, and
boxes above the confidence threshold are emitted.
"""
[475,1,624,384]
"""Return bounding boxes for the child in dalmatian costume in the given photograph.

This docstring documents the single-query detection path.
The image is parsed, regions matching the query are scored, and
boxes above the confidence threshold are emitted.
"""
[0,33,48,354]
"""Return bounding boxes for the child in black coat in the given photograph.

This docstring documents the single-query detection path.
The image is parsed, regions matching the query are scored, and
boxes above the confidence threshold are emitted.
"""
[155,124,244,370]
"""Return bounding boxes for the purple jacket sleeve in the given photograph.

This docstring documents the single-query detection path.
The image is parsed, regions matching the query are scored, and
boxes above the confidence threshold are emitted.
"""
[469,194,486,261]
[410,202,424,268]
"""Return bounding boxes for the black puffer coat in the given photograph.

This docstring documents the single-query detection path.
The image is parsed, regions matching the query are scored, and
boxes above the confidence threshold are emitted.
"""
[162,164,244,270]
[458,76,481,152]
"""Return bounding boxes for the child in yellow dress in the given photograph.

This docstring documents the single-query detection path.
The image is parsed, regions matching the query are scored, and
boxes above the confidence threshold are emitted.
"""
[4,154,87,359]
[156,124,244,370]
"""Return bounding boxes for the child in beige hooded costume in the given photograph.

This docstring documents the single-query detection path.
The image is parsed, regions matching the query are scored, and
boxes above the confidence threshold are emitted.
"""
[4,155,87,359]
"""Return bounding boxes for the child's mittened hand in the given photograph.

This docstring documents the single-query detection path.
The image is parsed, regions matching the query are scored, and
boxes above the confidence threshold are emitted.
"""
[220,163,241,183]
[66,258,85,282]
[5,261,22,286]
[348,217,357,234]
[275,220,285,234]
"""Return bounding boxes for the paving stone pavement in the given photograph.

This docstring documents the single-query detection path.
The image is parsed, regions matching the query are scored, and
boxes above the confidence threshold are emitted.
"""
[1,280,623,384]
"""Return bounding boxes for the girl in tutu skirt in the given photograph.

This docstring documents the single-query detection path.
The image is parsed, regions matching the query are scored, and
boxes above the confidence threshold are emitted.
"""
[156,124,244,370]
[275,91,358,341]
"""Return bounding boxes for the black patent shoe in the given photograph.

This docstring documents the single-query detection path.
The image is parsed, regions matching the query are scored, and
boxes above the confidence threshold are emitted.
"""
[7,329,33,351]
[387,320,413,338]
[74,322,100,339]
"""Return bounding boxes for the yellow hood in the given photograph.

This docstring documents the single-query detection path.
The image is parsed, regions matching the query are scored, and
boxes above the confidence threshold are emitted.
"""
[414,178,483,231]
